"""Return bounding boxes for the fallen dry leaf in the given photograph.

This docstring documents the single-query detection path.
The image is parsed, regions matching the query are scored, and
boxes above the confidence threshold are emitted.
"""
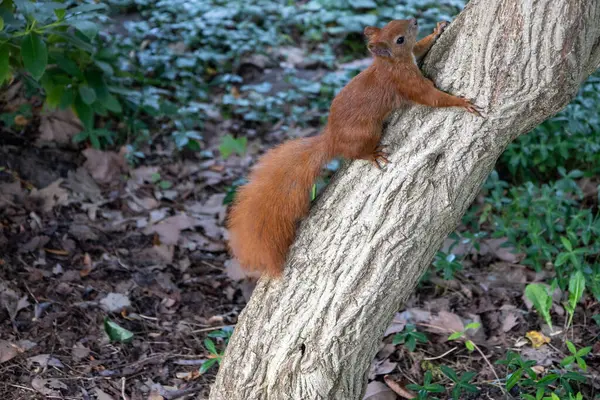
[0,340,19,364]
[484,238,523,263]
[502,312,519,333]
[526,331,550,348]
[521,346,556,366]
[430,311,464,334]
[99,292,131,313]
[374,359,397,376]
[144,214,203,245]
[72,343,91,362]
[83,148,128,184]
[19,236,50,253]
[92,388,115,400]
[29,179,69,212]
[27,354,64,369]
[31,377,67,396]
[363,381,397,400]
[67,168,102,202]
[138,244,175,264]
[37,108,83,145]
[384,315,407,337]
[14,114,29,126]
[376,343,396,360]
[130,166,160,185]
[0,181,24,208]
[224,259,259,281]
[384,375,416,399]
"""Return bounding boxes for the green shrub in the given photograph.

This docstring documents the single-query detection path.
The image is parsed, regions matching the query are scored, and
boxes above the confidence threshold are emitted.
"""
[0,0,122,146]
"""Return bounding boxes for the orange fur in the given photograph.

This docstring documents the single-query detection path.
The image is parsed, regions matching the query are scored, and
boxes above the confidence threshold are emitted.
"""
[227,19,481,277]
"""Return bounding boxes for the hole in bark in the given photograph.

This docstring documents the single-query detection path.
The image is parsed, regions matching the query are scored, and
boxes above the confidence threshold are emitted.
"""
[432,152,444,166]
[299,343,306,356]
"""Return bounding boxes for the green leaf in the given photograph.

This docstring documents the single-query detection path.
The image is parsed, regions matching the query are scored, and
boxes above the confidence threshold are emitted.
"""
[576,357,587,371]
[462,382,479,393]
[413,332,428,343]
[59,87,74,109]
[536,374,559,386]
[506,369,524,390]
[555,252,569,267]
[72,130,89,143]
[219,134,247,159]
[448,331,463,341]
[54,8,65,20]
[566,341,576,355]
[71,19,99,39]
[42,79,64,108]
[103,94,122,113]
[89,131,100,149]
[560,355,575,367]
[460,371,477,382]
[104,318,134,343]
[406,336,416,352]
[0,44,9,84]
[47,30,94,52]
[94,60,114,76]
[560,236,573,251]
[68,3,108,14]
[21,33,48,80]
[567,271,585,307]
[576,346,591,357]
[465,340,475,352]
[53,55,83,78]
[451,385,460,400]
[74,94,94,130]
[0,15,4,31]
[440,365,459,382]
[158,180,172,190]
[78,84,97,105]
[465,322,481,331]
[525,284,553,329]
[199,358,217,374]
[423,384,444,393]
[563,372,586,382]
[204,338,217,355]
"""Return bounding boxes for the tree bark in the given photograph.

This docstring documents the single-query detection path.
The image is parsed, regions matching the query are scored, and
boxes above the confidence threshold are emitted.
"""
[210,0,600,399]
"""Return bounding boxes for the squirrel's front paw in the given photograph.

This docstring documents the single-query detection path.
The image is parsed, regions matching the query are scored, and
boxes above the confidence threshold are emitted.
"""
[459,97,483,117]
[369,145,391,170]
[434,21,450,38]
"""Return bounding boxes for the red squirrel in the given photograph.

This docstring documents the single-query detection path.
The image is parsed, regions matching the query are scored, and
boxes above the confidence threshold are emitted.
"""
[227,19,481,276]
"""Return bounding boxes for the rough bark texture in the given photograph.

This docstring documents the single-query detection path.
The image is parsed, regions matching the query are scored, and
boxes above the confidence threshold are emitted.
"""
[210,0,600,399]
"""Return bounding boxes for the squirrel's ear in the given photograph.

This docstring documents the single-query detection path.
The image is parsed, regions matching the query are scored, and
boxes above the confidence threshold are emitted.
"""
[368,41,392,57]
[364,26,380,38]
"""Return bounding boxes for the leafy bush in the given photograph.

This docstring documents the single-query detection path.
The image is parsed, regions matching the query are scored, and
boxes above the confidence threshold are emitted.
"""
[0,0,122,146]
[499,72,600,181]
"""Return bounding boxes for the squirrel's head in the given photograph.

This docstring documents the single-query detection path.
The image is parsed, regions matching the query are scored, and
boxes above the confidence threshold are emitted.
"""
[364,19,419,59]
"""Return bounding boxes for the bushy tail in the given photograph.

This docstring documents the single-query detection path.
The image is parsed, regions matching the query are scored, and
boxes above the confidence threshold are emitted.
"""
[227,135,330,276]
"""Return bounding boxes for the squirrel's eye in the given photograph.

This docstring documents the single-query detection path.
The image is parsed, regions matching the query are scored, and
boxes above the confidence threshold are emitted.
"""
[396,36,405,44]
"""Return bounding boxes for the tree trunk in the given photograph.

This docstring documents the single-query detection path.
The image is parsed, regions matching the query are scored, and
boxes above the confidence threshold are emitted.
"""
[210,0,600,398]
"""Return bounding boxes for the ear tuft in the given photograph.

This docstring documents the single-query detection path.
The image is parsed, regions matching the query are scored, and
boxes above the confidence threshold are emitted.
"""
[368,42,392,58]
[364,26,380,38]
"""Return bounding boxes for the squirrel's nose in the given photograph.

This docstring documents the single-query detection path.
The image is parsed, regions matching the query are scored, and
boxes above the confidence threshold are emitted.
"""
[410,18,418,26]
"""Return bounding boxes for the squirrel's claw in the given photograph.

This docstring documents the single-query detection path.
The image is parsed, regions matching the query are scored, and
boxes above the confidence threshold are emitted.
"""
[460,97,484,118]
[434,21,450,37]
[370,146,391,170]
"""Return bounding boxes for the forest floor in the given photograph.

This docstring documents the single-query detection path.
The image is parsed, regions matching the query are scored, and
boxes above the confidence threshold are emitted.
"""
[1,1,599,399]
